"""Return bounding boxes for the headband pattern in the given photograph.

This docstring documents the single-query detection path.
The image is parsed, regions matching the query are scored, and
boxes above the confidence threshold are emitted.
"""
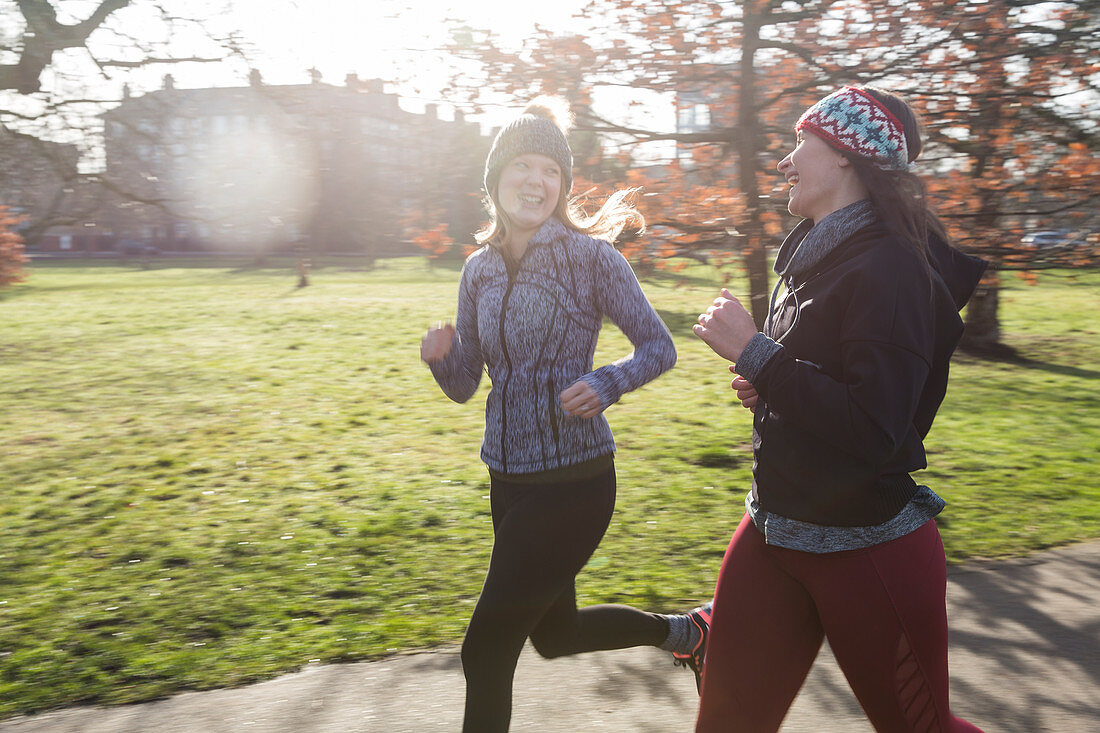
[795,87,909,171]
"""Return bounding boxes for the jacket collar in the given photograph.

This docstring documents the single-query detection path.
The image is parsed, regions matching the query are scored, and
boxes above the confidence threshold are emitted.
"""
[775,199,877,280]
[529,216,570,248]
[775,201,988,312]
[491,217,569,272]
[493,217,569,262]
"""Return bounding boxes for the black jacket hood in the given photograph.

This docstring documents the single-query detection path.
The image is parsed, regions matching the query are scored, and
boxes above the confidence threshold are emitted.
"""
[926,232,988,311]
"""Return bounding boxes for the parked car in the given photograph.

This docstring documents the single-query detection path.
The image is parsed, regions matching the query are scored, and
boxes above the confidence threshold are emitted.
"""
[119,239,160,256]
[1020,229,1076,249]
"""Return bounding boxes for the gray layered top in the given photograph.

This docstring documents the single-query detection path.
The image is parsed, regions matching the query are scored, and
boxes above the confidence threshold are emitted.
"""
[429,218,676,475]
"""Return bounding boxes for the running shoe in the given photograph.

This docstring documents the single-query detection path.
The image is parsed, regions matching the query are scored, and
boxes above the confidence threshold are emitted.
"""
[671,602,712,693]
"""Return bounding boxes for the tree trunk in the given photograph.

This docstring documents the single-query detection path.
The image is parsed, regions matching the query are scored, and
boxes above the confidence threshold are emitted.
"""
[738,7,771,328]
[960,65,1012,358]
[960,272,1007,354]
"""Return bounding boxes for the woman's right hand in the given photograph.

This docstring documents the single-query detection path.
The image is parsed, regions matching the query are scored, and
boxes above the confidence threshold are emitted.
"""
[729,370,759,413]
[421,323,455,364]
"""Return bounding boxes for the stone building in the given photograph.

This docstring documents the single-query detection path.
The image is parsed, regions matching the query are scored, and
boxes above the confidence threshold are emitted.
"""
[100,71,488,255]
[0,127,102,251]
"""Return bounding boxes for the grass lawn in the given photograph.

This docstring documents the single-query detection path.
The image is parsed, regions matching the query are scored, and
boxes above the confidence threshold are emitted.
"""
[1,257,1097,716]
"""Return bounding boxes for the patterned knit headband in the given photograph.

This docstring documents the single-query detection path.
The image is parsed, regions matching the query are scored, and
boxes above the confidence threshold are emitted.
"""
[796,87,909,171]
[484,110,573,197]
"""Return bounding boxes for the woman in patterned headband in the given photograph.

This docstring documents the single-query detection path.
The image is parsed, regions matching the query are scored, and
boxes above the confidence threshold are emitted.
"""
[420,96,688,732]
[689,87,988,731]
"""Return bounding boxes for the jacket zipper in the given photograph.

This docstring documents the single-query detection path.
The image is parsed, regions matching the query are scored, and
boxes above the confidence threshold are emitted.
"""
[497,255,519,473]
[547,378,560,450]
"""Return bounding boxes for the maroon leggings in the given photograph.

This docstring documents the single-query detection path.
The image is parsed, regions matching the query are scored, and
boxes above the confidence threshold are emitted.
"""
[697,514,983,733]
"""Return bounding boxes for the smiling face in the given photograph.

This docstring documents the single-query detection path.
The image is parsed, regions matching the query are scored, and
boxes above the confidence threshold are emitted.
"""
[496,153,563,243]
[777,130,856,223]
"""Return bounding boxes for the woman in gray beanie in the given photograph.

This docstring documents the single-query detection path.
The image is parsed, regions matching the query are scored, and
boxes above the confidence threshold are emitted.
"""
[421,97,696,731]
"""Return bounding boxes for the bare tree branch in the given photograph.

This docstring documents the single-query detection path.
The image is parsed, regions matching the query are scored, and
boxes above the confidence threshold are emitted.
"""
[2,0,132,92]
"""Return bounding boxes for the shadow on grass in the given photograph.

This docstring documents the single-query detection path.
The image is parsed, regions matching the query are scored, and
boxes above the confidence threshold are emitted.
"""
[959,343,1100,380]
[655,308,704,336]
[215,256,466,278]
[1017,361,1100,380]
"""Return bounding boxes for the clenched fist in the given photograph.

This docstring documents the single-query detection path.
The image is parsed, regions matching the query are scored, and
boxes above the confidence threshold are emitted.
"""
[730,372,759,413]
[693,288,759,364]
[421,323,455,364]
[559,379,603,419]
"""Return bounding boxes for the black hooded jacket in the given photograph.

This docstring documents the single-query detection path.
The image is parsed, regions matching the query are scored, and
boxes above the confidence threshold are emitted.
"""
[749,224,987,527]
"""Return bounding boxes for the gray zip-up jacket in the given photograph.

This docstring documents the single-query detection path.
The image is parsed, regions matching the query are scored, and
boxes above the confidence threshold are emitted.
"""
[429,218,676,475]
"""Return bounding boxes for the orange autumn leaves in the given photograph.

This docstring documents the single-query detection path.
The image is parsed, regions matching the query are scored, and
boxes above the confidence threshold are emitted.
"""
[0,207,27,288]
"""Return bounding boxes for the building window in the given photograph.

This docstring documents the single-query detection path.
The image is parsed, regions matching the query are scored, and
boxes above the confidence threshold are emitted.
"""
[678,105,694,130]
[693,103,710,128]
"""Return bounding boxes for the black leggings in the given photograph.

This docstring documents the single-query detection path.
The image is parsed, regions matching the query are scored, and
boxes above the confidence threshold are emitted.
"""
[461,464,668,732]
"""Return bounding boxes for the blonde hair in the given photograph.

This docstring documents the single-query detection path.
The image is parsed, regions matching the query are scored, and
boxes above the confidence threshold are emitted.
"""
[476,186,645,247]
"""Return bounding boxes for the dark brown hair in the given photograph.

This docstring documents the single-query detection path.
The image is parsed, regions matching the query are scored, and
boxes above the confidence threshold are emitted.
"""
[844,87,949,262]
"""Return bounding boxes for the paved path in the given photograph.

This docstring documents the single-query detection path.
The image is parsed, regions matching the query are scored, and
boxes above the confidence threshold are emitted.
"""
[2,542,1098,732]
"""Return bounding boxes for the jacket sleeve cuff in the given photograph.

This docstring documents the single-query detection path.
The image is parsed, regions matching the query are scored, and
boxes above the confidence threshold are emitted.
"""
[735,333,783,383]
[427,333,463,383]
[580,366,626,409]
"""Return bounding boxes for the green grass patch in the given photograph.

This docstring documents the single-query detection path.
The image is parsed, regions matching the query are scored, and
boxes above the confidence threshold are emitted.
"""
[0,259,1096,715]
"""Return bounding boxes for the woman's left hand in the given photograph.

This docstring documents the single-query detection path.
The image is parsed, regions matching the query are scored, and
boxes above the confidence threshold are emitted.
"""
[560,380,603,419]
[730,371,759,413]
[693,288,759,363]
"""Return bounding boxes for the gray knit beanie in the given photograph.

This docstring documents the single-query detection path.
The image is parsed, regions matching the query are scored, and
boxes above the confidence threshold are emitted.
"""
[484,97,574,197]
